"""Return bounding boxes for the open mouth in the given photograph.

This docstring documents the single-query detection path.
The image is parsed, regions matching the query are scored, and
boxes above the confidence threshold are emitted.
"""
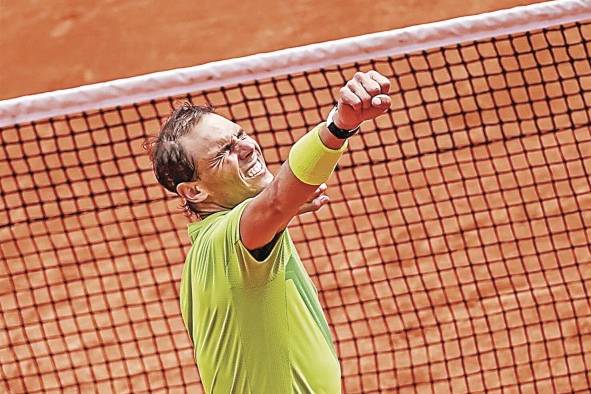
[244,159,265,178]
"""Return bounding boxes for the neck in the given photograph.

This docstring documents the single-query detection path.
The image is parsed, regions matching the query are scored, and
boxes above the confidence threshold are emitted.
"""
[193,199,233,219]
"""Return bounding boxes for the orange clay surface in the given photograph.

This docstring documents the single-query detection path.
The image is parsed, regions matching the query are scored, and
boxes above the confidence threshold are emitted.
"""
[1,0,545,100]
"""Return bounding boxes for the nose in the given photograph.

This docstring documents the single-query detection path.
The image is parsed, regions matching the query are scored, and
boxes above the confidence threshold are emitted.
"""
[236,139,256,161]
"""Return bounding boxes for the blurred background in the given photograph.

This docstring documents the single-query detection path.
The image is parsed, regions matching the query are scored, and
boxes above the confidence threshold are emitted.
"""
[1,0,546,100]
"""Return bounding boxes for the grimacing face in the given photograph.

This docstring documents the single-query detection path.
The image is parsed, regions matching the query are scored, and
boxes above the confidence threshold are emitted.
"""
[180,113,274,209]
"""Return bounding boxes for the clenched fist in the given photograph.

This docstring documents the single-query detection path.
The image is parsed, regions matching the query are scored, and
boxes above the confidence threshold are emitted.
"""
[333,70,391,130]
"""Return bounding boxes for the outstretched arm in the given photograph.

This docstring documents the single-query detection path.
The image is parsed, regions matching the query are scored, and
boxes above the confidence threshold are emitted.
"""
[240,71,391,251]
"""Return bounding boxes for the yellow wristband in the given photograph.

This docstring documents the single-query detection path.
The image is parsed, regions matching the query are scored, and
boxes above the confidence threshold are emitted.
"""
[288,123,348,185]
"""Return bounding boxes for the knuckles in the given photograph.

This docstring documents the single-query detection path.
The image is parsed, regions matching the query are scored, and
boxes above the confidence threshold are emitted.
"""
[354,71,366,81]
[366,86,381,95]
[339,70,391,113]
[367,70,381,79]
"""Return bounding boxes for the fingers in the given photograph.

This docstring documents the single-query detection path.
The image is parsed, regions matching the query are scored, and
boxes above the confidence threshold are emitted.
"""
[312,183,327,198]
[368,70,391,94]
[347,80,372,110]
[297,184,329,216]
[341,72,390,111]
[312,194,330,209]
[350,72,381,110]
[371,94,391,111]
[338,86,362,112]
[355,72,382,98]
[297,194,330,215]
[335,70,391,128]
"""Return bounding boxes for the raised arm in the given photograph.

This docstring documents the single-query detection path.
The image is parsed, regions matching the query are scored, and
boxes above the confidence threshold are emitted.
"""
[240,71,391,250]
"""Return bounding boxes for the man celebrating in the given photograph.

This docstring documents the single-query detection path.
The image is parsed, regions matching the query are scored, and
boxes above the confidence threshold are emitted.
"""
[146,71,391,393]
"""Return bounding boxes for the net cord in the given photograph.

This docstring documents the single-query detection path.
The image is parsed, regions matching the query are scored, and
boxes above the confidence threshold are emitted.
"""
[0,0,589,128]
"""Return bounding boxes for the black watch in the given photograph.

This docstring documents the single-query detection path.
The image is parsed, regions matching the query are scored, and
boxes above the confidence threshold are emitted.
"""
[326,106,360,139]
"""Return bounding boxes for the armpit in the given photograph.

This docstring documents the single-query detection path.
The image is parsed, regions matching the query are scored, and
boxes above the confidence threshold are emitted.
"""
[249,232,282,262]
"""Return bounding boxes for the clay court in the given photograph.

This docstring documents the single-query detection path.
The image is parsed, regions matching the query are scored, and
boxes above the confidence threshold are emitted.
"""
[1,0,548,100]
[1,1,590,393]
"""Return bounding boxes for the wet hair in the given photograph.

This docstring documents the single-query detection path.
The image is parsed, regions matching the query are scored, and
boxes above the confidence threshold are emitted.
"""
[143,102,214,216]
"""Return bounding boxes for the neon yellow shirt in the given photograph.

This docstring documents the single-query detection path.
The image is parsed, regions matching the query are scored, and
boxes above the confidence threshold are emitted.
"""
[180,199,341,393]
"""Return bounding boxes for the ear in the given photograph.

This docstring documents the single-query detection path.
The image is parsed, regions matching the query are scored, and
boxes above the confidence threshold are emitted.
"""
[176,181,208,204]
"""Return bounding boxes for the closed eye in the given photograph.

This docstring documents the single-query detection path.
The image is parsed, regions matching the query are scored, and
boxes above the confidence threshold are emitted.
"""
[213,129,246,162]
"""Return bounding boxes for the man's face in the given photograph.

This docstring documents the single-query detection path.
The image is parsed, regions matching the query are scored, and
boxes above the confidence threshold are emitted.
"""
[181,113,274,208]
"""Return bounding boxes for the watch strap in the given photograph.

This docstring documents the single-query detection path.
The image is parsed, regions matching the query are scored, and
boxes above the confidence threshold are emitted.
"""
[326,106,360,139]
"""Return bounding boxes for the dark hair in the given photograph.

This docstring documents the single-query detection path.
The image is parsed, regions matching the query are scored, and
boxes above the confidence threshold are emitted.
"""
[143,102,214,216]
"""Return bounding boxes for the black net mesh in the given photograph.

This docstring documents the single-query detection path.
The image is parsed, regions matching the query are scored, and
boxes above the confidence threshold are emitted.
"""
[1,21,590,393]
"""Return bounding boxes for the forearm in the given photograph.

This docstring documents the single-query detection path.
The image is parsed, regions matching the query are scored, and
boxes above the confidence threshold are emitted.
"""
[240,122,346,249]
[269,120,347,212]
[261,161,320,230]
[240,70,391,251]
[271,121,348,213]
[272,124,346,230]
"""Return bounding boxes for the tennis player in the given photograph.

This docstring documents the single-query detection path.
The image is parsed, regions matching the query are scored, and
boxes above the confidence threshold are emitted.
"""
[146,70,391,393]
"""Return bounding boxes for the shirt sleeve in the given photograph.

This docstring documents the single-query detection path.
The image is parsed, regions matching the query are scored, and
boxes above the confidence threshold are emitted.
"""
[212,198,290,288]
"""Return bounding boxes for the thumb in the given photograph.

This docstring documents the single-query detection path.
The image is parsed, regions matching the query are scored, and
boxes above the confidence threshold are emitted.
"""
[371,94,391,109]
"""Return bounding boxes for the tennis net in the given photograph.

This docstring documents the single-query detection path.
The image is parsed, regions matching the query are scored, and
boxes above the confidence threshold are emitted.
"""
[1,1,590,392]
